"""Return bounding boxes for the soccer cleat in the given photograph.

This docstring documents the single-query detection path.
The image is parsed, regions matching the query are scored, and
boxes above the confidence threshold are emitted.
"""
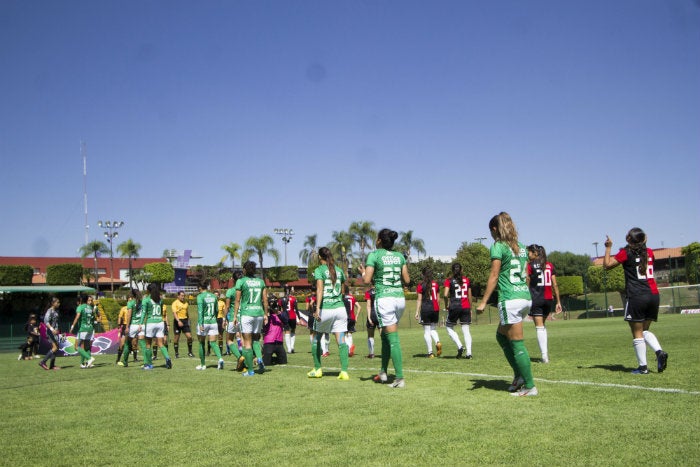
[123,361,128,368]
[390,378,405,389]
[657,351,668,373]
[86,357,95,368]
[39,362,49,370]
[508,376,525,392]
[242,371,255,377]
[290,349,295,354]
[142,364,153,370]
[436,342,442,357]
[366,354,375,359]
[373,372,388,383]
[510,386,538,397]
[427,353,435,359]
[322,352,330,357]
[175,353,179,359]
[631,366,649,375]
[307,368,323,378]
[257,358,265,374]
[188,352,194,358]
[80,363,87,369]
[117,361,124,367]
[196,365,206,370]
[542,356,550,364]
[465,354,473,360]
[18,354,22,361]
[456,347,464,359]
[338,371,350,381]
[236,356,246,372]
[217,359,224,370]
[166,359,172,370]
[349,345,355,357]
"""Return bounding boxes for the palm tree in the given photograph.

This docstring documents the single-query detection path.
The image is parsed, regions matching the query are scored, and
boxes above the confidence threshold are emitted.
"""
[298,234,319,267]
[242,235,280,281]
[117,238,142,289]
[328,230,354,277]
[79,240,109,290]
[221,242,242,271]
[349,220,376,263]
[398,230,426,263]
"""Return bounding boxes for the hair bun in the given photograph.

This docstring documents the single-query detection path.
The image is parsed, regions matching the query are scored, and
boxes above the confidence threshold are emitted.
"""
[390,231,398,240]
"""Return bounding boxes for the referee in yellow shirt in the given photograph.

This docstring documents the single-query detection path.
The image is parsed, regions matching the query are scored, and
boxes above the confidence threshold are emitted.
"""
[172,291,194,358]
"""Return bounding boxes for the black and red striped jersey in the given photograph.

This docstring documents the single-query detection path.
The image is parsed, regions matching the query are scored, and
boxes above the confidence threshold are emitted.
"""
[527,262,556,302]
[416,281,440,312]
[343,294,357,320]
[444,276,471,309]
[614,247,658,296]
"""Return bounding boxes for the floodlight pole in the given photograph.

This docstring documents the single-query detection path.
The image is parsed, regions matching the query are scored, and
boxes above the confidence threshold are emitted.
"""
[274,228,295,266]
[99,220,125,294]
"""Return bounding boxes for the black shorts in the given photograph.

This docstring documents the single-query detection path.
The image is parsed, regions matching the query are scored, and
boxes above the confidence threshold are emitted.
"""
[347,319,356,333]
[174,319,191,334]
[446,307,471,326]
[119,325,127,338]
[163,321,169,336]
[366,308,378,330]
[528,299,553,319]
[284,318,297,332]
[419,309,439,325]
[624,293,660,322]
[308,315,316,331]
[217,317,224,335]
[46,329,59,345]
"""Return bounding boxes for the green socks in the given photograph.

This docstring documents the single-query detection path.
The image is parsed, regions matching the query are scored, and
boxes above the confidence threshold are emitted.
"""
[252,340,262,360]
[510,339,534,388]
[496,332,518,376]
[209,341,222,359]
[311,334,322,369]
[199,341,206,366]
[338,342,349,372]
[385,331,404,379]
[242,348,254,373]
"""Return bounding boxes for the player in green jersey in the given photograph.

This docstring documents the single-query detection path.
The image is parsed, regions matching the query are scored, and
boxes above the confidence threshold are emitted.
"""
[69,295,96,368]
[307,247,349,380]
[224,271,245,371]
[233,261,269,377]
[358,228,410,389]
[476,212,537,396]
[196,282,225,370]
[142,284,172,370]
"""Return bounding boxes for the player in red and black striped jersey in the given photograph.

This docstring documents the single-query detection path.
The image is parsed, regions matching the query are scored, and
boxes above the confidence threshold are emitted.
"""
[526,245,562,363]
[414,267,442,357]
[604,228,668,374]
[280,288,298,353]
[443,263,473,359]
[342,284,360,357]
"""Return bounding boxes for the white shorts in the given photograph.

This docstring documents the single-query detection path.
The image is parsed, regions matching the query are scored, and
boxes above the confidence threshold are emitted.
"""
[240,315,264,335]
[144,321,165,338]
[197,323,219,337]
[498,299,532,326]
[376,297,406,328]
[315,307,348,334]
[226,321,240,335]
[128,324,145,338]
[77,330,94,341]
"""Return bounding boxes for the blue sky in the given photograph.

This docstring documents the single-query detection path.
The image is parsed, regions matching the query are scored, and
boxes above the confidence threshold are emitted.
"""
[1,0,698,266]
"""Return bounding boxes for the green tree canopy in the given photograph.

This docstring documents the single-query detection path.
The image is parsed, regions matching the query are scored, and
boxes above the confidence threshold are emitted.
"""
[144,262,175,286]
[242,235,280,280]
[548,251,593,277]
[556,276,584,296]
[398,230,426,263]
[349,220,376,263]
[266,266,299,285]
[407,258,451,289]
[117,238,141,289]
[46,263,83,285]
[0,265,33,286]
[587,265,625,293]
[682,242,700,284]
[79,240,109,289]
[299,234,319,267]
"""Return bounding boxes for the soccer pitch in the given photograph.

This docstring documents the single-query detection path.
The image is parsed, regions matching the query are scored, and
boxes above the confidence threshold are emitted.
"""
[2,314,698,466]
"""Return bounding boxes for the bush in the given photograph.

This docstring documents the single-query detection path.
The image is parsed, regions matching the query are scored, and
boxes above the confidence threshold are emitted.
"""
[98,297,121,326]
[0,265,33,286]
[46,263,83,285]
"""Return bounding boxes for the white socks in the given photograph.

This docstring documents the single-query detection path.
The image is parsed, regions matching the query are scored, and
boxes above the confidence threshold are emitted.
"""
[633,338,647,367]
[368,337,375,355]
[536,326,548,361]
[461,324,472,355]
[643,330,661,352]
[446,326,462,349]
[423,326,433,353]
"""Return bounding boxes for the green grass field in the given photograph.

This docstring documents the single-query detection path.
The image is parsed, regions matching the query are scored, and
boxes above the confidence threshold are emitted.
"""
[2,313,698,466]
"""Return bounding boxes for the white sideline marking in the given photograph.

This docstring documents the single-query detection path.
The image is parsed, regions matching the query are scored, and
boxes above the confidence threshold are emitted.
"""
[286,365,700,395]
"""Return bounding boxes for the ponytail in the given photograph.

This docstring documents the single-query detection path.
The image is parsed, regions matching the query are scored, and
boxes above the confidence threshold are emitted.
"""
[319,247,337,285]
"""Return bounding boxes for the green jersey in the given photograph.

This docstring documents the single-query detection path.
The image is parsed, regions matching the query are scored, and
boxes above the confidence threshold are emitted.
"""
[313,264,345,310]
[143,297,164,325]
[366,249,406,298]
[129,298,145,325]
[197,291,219,325]
[490,241,531,302]
[126,299,136,326]
[76,304,95,332]
[234,276,266,317]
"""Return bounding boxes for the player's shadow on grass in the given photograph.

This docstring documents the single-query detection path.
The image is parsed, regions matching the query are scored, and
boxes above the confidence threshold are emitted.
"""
[578,364,630,372]
[468,379,511,392]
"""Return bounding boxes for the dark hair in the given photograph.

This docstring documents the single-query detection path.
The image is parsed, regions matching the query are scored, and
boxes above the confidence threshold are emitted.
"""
[421,267,433,301]
[319,247,337,285]
[243,261,256,277]
[527,244,546,269]
[147,283,161,303]
[451,262,462,278]
[130,289,142,301]
[233,270,243,282]
[377,228,399,250]
[199,280,210,290]
[626,227,648,276]
[78,295,87,304]
[343,283,350,294]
